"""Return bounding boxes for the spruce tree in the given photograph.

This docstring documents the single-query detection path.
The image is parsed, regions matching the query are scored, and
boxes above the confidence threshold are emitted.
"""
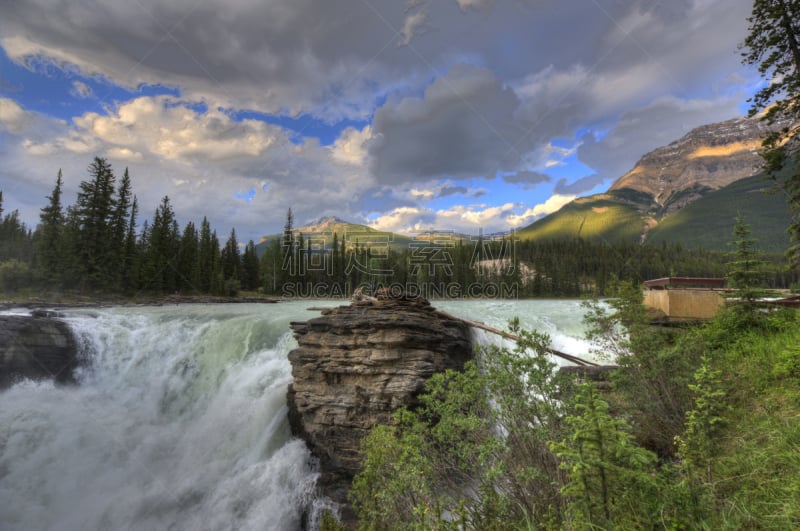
[142,196,180,293]
[109,167,133,289]
[221,228,241,281]
[35,169,65,286]
[727,213,768,310]
[0,196,33,264]
[122,196,139,292]
[75,157,117,290]
[198,217,215,293]
[178,221,200,292]
[241,240,260,291]
[551,384,661,529]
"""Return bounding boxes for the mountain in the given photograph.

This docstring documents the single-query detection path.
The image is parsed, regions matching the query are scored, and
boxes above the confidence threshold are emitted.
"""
[645,171,792,252]
[518,115,793,250]
[610,116,774,216]
[255,216,416,256]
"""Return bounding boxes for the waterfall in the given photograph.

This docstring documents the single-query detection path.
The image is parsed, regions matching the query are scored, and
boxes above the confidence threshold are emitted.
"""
[0,300,596,530]
[0,303,340,531]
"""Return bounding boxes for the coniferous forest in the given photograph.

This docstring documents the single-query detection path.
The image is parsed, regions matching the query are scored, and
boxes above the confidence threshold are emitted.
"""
[2,157,797,300]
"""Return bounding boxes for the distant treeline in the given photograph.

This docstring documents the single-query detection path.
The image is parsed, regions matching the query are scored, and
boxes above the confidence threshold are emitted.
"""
[1,157,797,298]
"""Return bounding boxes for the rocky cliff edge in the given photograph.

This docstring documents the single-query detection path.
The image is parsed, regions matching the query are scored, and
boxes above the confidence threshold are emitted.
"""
[286,292,473,523]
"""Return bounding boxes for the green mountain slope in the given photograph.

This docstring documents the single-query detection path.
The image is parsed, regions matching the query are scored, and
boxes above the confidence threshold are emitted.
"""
[255,216,415,256]
[515,195,646,243]
[517,173,792,253]
[645,173,792,252]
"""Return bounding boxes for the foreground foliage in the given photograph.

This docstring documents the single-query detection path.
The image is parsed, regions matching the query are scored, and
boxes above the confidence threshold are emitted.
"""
[352,284,800,529]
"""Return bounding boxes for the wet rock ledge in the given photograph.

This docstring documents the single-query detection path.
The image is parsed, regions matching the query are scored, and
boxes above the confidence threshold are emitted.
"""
[286,293,473,524]
[0,314,78,389]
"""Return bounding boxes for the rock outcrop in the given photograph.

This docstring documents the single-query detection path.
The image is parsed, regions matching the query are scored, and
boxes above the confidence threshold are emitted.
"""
[286,293,473,524]
[0,315,78,389]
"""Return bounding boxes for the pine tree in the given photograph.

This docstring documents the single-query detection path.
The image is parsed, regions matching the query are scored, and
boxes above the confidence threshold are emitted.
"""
[551,384,661,528]
[142,196,180,293]
[34,169,65,286]
[0,193,33,264]
[241,240,260,291]
[210,230,221,293]
[178,221,200,292]
[198,217,215,293]
[727,213,768,310]
[75,157,117,290]
[109,167,133,289]
[122,196,139,292]
[740,0,800,268]
[677,356,728,485]
[221,227,241,281]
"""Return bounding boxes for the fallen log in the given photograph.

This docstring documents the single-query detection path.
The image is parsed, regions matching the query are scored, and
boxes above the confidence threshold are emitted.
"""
[434,310,600,367]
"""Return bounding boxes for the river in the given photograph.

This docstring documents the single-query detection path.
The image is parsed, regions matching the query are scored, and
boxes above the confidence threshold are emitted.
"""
[0,300,597,530]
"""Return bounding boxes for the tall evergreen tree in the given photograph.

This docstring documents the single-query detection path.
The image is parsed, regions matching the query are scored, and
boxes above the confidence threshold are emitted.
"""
[198,217,215,293]
[259,240,281,294]
[727,213,769,310]
[109,167,133,289]
[741,0,800,267]
[178,221,200,292]
[142,196,180,293]
[221,228,241,281]
[122,196,139,292]
[0,190,33,264]
[34,169,65,285]
[209,230,223,295]
[241,240,260,291]
[75,157,117,289]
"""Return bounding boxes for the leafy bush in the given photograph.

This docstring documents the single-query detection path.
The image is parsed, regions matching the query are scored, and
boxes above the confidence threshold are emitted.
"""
[0,259,32,293]
[351,299,800,529]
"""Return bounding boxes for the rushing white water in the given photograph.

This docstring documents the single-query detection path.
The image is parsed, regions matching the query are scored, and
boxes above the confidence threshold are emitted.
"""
[0,299,595,530]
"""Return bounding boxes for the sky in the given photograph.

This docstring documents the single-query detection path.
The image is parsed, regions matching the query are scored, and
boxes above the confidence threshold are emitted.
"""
[0,0,763,243]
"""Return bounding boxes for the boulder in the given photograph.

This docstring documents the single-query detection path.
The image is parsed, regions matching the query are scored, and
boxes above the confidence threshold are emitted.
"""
[0,315,78,389]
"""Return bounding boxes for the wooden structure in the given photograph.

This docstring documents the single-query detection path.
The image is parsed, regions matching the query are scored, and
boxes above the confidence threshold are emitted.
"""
[642,277,726,321]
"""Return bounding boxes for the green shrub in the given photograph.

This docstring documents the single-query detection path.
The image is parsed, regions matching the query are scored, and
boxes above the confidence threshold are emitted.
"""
[0,259,32,293]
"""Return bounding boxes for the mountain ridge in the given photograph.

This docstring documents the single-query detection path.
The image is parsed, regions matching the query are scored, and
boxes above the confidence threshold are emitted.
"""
[255,115,791,253]
[518,114,793,251]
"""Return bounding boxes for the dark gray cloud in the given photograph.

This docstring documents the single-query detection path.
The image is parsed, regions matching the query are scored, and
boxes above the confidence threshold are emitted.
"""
[368,64,525,184]
[354,186,416,215]
[502,170,551,186]
[1,0,751,124]
[437,185,468,197]
[554,174,606,195]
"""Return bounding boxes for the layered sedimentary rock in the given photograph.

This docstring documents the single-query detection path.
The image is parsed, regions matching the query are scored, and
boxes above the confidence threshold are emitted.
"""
[610,115,779,214]
[0,315,77,389]
[286,293,473,521]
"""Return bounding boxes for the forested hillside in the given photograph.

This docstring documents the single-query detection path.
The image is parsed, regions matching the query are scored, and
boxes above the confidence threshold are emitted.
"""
[2,157,798,299]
